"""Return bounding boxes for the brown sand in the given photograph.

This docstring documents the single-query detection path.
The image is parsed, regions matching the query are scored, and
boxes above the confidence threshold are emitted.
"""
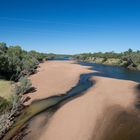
[39,76,140,140]
[25,60,92,104]
[21,60,92,140]
[23,60,140,140]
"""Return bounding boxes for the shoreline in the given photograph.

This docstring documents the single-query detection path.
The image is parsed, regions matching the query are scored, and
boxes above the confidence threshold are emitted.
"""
[3,60,140,140]
[24,60,92,105]
[76,59,140,71]
[3,60,92,140]
[39,76,140,140]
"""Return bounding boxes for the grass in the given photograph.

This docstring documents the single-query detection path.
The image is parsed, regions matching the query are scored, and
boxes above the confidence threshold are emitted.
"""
[0,79,12,100]
[0,79,13,114]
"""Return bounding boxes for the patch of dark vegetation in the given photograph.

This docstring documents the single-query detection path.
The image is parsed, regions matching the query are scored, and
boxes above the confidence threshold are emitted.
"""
[0,42,51,81]
[0,42,45,139]
[0,97,12,114]
[0,76,35,140]
[74,49,140,71]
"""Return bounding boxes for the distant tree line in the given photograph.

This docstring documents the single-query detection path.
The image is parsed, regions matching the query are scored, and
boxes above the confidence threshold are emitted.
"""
[74,49,140,70]
[0,42,51,80]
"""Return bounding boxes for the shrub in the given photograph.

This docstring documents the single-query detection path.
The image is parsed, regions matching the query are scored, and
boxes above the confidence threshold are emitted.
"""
[0,75,32,138]
[0,94,23,139]
[0,42,48,80]
[14,76,32,95]
[0,97,11,114]
[74,49,140,70]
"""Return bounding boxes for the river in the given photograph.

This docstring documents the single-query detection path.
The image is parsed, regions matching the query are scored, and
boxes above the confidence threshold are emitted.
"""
[2,61,140,140]
[78,61,140,83]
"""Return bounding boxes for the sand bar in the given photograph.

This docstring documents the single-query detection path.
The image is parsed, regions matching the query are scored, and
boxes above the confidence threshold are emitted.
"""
[39,76,140,140]
[25,60,92,104]
[23,60,140,140]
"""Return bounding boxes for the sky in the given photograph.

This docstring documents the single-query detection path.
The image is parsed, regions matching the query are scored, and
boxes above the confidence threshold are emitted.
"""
[0,0,140,54]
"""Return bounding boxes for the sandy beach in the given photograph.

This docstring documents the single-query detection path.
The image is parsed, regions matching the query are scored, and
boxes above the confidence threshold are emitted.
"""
[23,60,140,140]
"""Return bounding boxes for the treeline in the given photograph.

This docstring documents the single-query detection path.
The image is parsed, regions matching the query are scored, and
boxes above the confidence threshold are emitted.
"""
[74,49,140,70]
[0,42,51,80]
[0,42,51,138]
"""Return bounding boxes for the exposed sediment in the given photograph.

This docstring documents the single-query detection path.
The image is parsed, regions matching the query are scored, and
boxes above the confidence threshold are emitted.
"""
[4,60,140,140]
[39,77,140,140]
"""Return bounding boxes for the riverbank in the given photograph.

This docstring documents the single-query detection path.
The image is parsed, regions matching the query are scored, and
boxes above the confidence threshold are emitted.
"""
[78,58,140,71]
[2,60,92,140]
[24,60,92,104]
[39,76,140,140]
[74,51,140,71]
[5,60,140,140]
[22,60,140,140]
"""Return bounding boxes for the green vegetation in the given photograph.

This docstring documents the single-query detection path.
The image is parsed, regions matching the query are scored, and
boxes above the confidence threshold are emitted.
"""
[0,42,73,139]
[0,76,33,139]
[0,79,12,115]
[0,42,51,139]
[13,76,32,95]
[0,80,12,99]
[0,97,12,114]
[0,42,50,81]
[2,95,63,140]
[74,49,140,71]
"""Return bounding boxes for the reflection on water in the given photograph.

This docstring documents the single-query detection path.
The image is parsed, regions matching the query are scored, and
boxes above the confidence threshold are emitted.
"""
[78,62,140,83]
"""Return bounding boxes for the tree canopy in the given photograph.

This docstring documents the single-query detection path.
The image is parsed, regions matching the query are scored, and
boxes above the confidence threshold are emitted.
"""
[0,42,49,80]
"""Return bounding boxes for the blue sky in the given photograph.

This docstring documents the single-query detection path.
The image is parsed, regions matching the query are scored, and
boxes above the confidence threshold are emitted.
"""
[0,0,140,54]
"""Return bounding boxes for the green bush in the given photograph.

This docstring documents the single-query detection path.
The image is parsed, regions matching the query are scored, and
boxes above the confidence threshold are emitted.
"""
[0,42,49,80]
[14,76,32,95]
[74,49,140,70]
[0,93,23,139]
[0,97,11,114]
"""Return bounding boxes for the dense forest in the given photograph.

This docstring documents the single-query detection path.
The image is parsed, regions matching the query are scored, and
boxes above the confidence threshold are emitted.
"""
[74,49,140,71]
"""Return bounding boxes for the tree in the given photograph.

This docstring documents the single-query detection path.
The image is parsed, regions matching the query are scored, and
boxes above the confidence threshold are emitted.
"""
[0,42,8,52]
[128,48,133,53]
